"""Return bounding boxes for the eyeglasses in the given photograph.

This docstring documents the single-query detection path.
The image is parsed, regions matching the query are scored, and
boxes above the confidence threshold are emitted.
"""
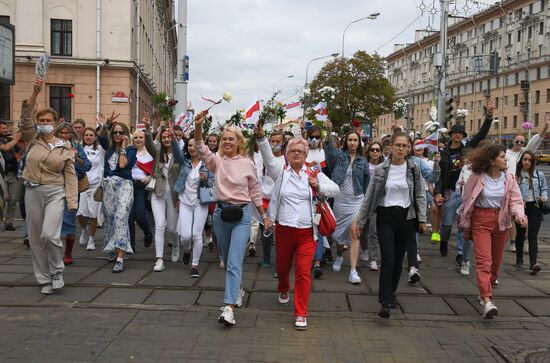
[393,143,409,149]
[288,149,305,155]
[112,131,125,136]
[309,136,321,140]
[514,140,525,145]
[369,148,381,152]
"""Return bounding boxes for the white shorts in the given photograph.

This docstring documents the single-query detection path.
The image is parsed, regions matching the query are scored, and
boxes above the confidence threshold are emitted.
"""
[77,186,102,218]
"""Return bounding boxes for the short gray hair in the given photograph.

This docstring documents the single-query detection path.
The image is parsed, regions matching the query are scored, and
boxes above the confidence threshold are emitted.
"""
[285,136,309,158]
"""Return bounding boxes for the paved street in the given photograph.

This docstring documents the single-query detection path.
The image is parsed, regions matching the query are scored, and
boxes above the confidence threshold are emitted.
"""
[0,220,550,362]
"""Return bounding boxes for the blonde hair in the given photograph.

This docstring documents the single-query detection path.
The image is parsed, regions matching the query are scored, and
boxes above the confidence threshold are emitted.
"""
[132,129,144,138]
[219,127,246,157]
[34,107,58,122]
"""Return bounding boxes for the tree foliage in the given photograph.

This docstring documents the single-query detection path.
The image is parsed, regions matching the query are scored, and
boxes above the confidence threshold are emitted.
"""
[303,51,395,128]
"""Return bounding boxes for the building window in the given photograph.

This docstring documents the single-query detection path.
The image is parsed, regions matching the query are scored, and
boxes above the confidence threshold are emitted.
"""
[513,115,517,128]
[535,90,540,104]
[470,120,473,130]
[478,119,481,129]
[540,22,544,35]
[535,113,539,127]
[51,19,72,56]
[515,73,519,84]
[528,26,533,39]
[49,86,72,121]
[507,33,512,45]
[517,30,521,42]
[495,97,499,108]
[547,88,550,102]
[0,84,9,120]
[504,95,508,106]
[504,116,508,129]
[514,94,518,106]
[537,67,541,80]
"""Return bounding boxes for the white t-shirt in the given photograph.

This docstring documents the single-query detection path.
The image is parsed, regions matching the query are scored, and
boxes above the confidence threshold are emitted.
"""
[506,148,524,176]
[180,161,202,206]
[368,162,377,176]
[306,148,327,169]
[83,145,105,186]
[132,152,154,181]
[260,154,286,199]
[381,163,411,208]
[475,172,505,208]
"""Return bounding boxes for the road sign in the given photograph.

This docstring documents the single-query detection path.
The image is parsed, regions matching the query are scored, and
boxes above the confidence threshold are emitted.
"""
[0,23,15,85]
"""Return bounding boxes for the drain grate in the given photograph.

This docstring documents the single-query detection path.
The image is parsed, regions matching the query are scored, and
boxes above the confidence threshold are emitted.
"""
[493,346,550,363]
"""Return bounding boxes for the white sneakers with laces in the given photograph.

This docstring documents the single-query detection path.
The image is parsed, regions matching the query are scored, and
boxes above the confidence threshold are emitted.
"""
[460,261,470,276]
[348,270,361,284]
[369,260,379,271]
[79,227,89,245]
[483,301,498,319]
[408,267,420,284]
[294,316,307,330]
[332,256,344,272]
[153,258,165,272]
[235,288,245,308]
[171,241,180,262]
[86,238,96,251]
[218,306,235,326]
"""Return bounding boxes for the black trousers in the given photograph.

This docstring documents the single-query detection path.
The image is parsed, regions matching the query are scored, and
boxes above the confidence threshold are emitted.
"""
[376,206,415,305]
[515,201,543,268]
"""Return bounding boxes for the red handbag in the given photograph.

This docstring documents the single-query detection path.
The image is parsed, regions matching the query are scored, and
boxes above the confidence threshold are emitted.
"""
[315,198,337,236]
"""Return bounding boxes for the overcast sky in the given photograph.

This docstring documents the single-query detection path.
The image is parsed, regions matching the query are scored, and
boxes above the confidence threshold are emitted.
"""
[185,0,498,124]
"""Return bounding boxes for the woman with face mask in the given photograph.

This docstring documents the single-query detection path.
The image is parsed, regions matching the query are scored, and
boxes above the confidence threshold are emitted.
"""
[55,123,91,265]
[143,116,181,272]
[77,127,105,251]
[19,78,77,295]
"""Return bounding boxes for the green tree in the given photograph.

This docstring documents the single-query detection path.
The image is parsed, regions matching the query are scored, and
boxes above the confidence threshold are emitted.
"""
[304,51,394,129]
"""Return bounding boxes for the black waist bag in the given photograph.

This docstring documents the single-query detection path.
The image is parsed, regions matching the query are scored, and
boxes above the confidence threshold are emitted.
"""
[219,203,244,222]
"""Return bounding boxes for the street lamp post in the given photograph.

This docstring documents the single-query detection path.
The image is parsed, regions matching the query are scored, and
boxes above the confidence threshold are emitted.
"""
[507,56,531,139]
[303,53,339,121]
[272,75,294,95]
[341,12,380,58]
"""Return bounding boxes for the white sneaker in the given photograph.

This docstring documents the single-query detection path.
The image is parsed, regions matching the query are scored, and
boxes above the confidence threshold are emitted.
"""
[86,238,96,251]
[41,284,53,295]
[408,267,420,284]
[483,301,498,319]
[332,256,344,272]
[508,242,516,252]
[369,260,379,271]
[153,258,165,272]
[235,288,245,308]
[79,227,89,245]
[460,261,470,276]
[218,306,235,325]
[359,249,369,262]
[278,292,290,304]
[348,270,361,284]
[171,241,180,262]
[294,316,307,330]
[52,273,64,290]
[417,254,422,264]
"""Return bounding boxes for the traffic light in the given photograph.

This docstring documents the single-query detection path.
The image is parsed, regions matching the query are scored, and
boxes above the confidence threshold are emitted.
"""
[445,97,454,124]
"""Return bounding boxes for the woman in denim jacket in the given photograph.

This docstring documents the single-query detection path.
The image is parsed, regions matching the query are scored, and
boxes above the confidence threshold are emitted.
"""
[324,125,370,285]
[514,150,547,275]
[173,135,214,278]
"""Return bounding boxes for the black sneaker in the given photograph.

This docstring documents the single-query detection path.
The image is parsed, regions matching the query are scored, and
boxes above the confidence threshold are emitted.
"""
[440,240,448,257]
[248,243,256,257]
[144,234,153,248]
[190,267,200,278]
[182,252,191,265]
[378,304,391,318]
[312,265,323,279]
[455,254,463,266]
[530,264,541,276]
[23,238,30,248]
[4,223,15,231]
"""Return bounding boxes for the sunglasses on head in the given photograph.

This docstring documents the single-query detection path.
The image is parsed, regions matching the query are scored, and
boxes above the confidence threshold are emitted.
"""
[514,140,525,145]
[112,131,125,136]
[369,147,381,152]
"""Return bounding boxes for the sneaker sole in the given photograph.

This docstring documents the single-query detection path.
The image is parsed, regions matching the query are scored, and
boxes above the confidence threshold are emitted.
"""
[530,265,541,275]
[483,308,498,319]
[190,274,199,278]
[294,324,307,331]
[218,316,235,326]
[349,280,362,285]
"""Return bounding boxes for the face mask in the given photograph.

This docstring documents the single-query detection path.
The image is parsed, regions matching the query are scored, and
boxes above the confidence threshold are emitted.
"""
[271,144,283,153]
[309,138,320,148]
[36,124,54,134]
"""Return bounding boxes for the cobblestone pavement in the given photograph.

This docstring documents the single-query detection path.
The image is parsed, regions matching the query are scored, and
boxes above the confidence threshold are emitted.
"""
[1,221,549,362]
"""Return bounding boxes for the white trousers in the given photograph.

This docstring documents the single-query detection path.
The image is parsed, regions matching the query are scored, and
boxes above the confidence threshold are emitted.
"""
[151,185,178,258]
[178,201,208,266]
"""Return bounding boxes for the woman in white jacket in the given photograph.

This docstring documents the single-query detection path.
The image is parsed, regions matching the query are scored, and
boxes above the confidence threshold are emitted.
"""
[255,125,339,331]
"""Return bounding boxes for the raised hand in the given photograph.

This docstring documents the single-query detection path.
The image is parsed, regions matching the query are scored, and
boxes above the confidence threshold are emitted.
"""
[194,111,208,126]
[33,78,43,94]
[253,124,265,138]
[97,112,106,125]
[107,110,120,125]
[142,111,151,130]
[486,99,495,115]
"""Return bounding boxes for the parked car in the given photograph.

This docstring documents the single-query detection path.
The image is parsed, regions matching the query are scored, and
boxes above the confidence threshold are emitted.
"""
[535,150,550,165]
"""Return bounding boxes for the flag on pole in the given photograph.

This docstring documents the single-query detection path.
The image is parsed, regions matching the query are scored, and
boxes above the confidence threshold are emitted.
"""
[422,132,439,153]
[285,101,301,110]
[175,111,188,126]
[245,99,261,124]
[313,101,328,121]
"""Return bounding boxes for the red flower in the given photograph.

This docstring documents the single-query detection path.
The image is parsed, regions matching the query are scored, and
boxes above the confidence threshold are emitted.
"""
[352,119,361,128]
[67,93,74,98]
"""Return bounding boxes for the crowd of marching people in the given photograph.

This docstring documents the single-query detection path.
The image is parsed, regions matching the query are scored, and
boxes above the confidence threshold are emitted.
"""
[2,77,549,329]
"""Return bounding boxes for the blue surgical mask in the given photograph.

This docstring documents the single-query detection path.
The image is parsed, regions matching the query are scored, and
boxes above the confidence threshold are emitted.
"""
[271,144,283,153]
[36,124,54,134]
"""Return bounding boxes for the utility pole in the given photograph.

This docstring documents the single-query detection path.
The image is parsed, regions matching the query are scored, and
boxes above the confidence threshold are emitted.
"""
[436,0,449,129]
[406,89,413,134]
[174,0,188,119]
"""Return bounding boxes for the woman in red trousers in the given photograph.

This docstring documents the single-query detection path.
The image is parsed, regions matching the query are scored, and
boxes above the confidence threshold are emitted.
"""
[460,143,527,319]
[255,125,339,330]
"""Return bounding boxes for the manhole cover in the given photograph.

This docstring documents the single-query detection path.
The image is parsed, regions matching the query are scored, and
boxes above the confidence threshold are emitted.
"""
[493,346,550,363]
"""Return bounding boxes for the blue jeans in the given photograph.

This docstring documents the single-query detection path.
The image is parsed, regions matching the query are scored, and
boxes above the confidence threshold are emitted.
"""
[213,204,251,305]
[440,190,462,243]
[129,183,152,250]
[456,226,472,261]
[313,236,325,261]
[260,224,274,265]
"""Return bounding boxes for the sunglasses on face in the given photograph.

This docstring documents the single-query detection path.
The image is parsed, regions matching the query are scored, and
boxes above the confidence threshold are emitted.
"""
[309,136,321,140]
[369,148,381,152]
[112,131,125,136]
[514,140,525,145]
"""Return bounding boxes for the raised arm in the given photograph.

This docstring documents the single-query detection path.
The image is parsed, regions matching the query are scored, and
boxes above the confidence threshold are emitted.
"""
[194,111,219,171]
[468,99,495,148]
[20,78,43,144]
[254,125,283,181]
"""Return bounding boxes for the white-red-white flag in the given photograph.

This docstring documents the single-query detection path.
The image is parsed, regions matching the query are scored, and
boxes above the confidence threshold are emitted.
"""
[422,132,439,153]
[313,101,328,121]
[175,111,188,126]
[285,101,301,110]
[245,99,261,123]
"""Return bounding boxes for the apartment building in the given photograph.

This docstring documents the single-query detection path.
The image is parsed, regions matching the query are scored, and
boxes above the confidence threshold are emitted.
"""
[0,0,179,128]
[377,0,550,149]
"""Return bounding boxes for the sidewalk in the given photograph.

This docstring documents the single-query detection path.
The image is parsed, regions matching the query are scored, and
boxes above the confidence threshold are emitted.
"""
[0,221,549,362]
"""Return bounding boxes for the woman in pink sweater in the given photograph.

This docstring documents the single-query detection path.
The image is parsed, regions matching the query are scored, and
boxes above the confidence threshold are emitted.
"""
[194,111,270,327]
[460,143,527,319]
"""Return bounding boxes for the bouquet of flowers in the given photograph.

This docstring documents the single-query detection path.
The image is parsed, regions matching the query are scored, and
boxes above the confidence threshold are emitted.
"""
[392,98,409,119]
[152,92,178,121]
[456,109,468,125]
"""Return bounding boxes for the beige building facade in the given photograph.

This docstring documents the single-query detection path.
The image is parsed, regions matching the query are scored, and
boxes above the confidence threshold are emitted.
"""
[0,0,178,128]
[376,0,550,149]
